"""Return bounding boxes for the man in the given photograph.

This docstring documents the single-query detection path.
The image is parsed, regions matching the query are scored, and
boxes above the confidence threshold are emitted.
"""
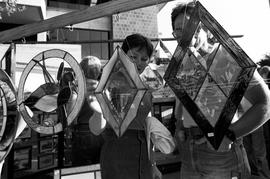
[243,57,270,178]
[172,2,270,178]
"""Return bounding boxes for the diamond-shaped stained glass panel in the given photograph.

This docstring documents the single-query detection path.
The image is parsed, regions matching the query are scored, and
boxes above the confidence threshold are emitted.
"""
[176,51,206,100]
[164,1,257,150]
[208,45,241,97]
[104,60,138,124]
[194,75,227,126]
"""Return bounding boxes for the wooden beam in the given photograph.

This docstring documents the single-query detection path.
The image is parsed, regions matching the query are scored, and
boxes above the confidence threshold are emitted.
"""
[9,35,243,45]
[0,0,173,43]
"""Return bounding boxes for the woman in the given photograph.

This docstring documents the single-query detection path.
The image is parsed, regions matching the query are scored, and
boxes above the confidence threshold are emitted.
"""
[100,33,155,179]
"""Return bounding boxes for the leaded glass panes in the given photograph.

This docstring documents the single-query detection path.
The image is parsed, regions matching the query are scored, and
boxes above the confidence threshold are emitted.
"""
[164,1,256,149]
[95,46,147,137]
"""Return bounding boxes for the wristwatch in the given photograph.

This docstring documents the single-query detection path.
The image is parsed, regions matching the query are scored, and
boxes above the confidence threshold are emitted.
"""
[226,129,236,142]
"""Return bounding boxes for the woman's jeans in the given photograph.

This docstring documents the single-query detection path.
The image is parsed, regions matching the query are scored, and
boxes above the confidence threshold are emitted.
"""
[178,137,251,179]
[100,129,152,179]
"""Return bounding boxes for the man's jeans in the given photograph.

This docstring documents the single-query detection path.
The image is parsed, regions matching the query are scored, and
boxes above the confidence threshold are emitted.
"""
[243,126,270,178]
[178,137,251,179]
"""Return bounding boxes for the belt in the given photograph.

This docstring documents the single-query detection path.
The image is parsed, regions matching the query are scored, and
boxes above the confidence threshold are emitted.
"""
[103,128,145,138]
[183,127,204,140]
[73,124,90,132]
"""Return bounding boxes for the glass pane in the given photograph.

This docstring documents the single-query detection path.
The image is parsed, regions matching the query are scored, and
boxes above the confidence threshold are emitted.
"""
[44,49,67,59]
[176,52,206,100]
[188,22,219,70]
[140,66,164,90]
[23,57,78,127]
[195,75,227,126]
[208,45,241,97]
[104,61,137,124]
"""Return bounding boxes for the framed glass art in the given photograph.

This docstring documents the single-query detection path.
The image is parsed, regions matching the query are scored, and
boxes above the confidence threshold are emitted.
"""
[0,68,19,162]
[151,40,175,99]
[17,48,86,135]
[95,46,148,137]
[164,1,256,149]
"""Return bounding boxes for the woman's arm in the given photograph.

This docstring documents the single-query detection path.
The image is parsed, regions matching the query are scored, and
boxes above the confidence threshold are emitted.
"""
[87,95,107,135]
[86,79,106,135]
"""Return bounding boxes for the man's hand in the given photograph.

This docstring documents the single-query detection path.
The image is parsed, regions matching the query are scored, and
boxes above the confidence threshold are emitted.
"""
[194,136,232,152]
[174,129,186,148]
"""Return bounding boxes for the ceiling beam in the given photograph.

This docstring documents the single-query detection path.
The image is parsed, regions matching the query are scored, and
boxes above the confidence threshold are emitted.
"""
[10,35,243,44]
[0,0,173,43]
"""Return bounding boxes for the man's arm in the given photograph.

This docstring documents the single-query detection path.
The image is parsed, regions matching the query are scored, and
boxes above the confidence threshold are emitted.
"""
[174,98,185,141]
[229,70,270,138]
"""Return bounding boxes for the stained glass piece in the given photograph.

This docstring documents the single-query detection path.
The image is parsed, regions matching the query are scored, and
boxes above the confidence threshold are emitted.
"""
[194,75,227,126]
[209,46,241,97]
[140,65,164,90]
[96,46,148,137]
[176,51,206,100]
[104,61,138,124]
[44,49,66,59]
[17,48,85,134]
[151,40,175,98]
[164,1,257,149]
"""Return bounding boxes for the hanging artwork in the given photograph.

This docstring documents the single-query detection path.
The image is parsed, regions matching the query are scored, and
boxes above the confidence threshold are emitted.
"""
[151,40,174,99]
[164,1,256,149]
[0,69,19,162]
[17,48,86,134]
[95,46,147,137]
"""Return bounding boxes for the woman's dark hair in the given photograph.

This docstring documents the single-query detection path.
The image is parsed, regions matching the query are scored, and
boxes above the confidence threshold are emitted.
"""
[171,2,195,30]
[121,33,153,58]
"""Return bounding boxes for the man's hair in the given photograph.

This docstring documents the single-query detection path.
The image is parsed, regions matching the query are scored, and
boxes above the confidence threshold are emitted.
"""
[257,54,270,87]
[80,56,102,80]
[121,33,153,58]
[257,54,270,67]
[171,2,195,30]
